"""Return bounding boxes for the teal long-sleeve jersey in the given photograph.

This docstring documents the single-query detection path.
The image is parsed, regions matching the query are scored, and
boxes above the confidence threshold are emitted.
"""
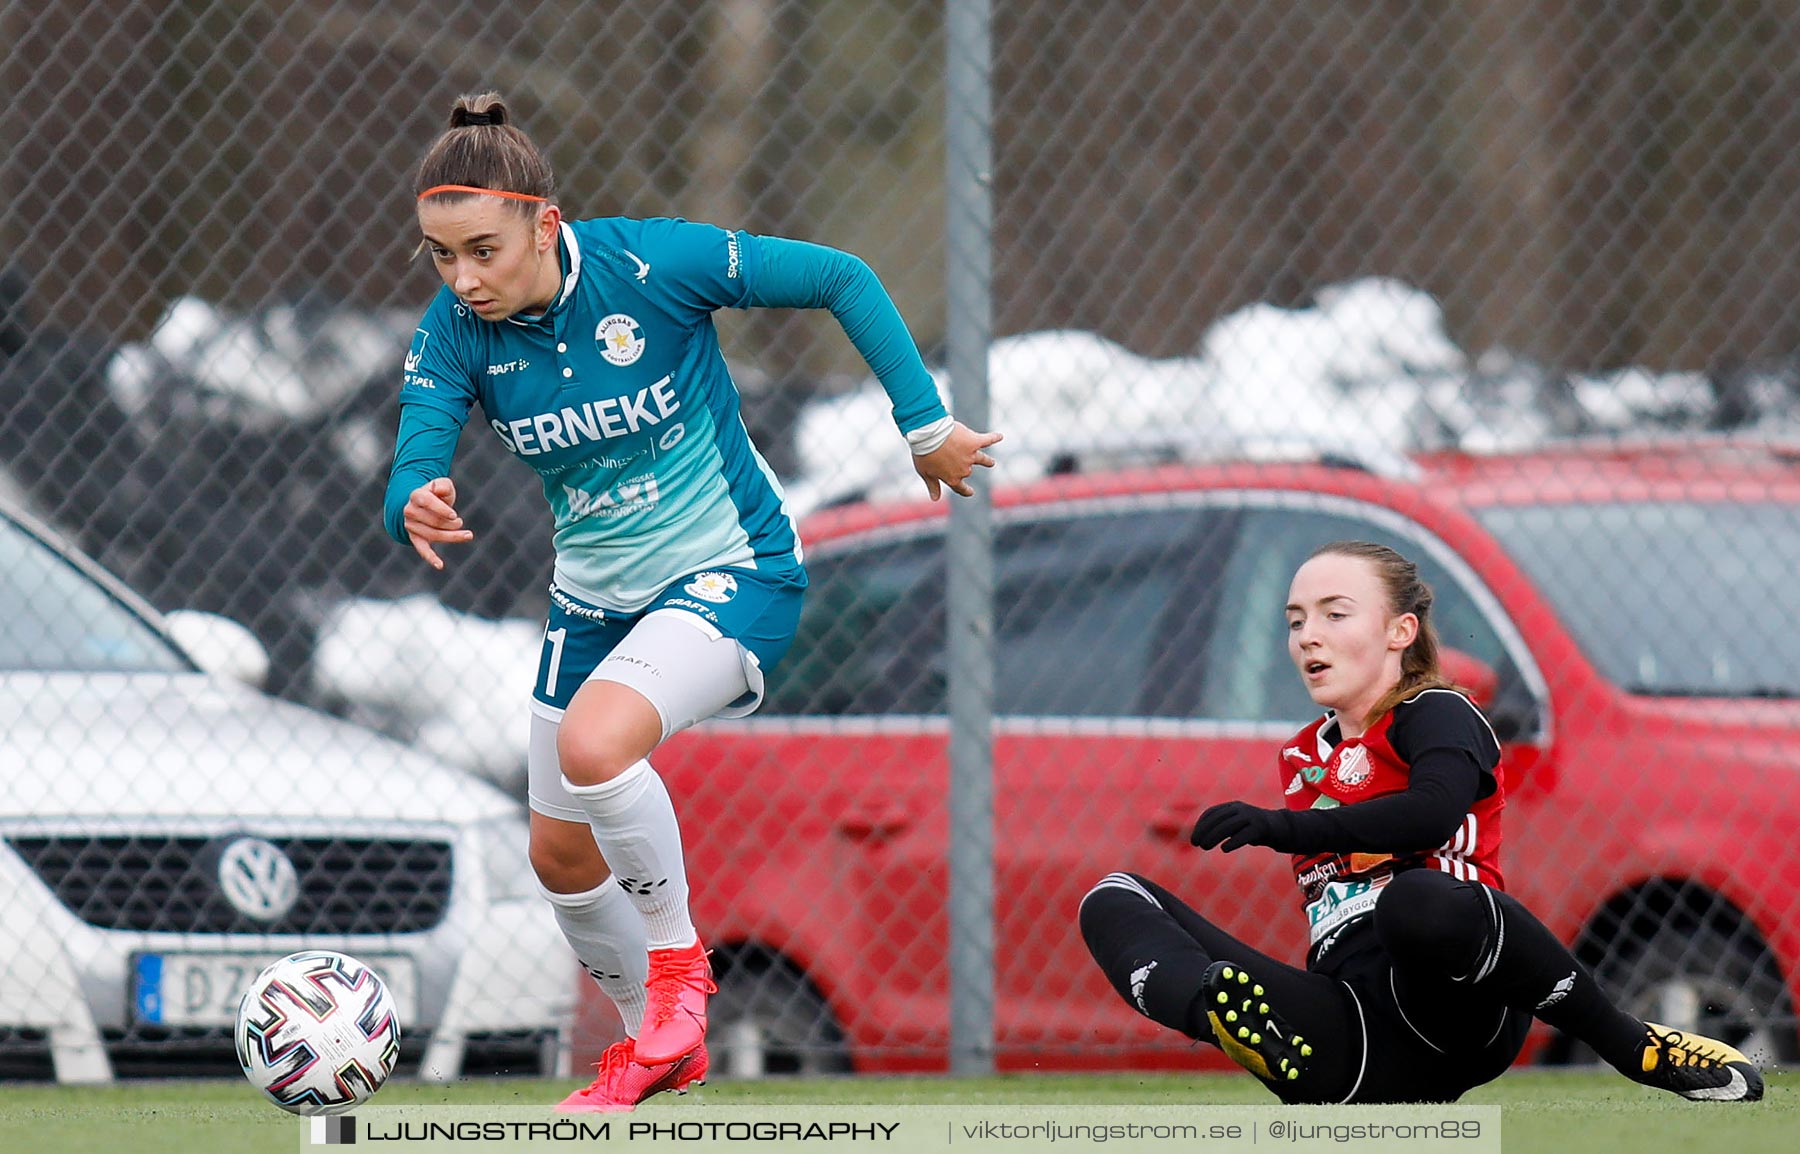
[383,217,948,613]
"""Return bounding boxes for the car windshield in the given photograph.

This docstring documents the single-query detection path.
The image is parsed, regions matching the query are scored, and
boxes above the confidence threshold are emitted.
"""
[0,515,189,674]
[1476,501,1800,698]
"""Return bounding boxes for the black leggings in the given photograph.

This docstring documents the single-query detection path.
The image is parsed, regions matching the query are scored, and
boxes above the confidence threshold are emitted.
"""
[1079,869,1574,1103]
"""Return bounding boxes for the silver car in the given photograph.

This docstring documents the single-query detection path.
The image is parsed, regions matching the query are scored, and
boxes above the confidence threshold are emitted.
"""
[0,502,571,1082]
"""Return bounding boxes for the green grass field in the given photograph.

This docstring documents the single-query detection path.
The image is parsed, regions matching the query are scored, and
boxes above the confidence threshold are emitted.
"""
[1,1069,1793,1154]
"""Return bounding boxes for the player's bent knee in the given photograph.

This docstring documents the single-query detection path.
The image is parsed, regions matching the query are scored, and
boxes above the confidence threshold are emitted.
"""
[1079,871,1164,914]
[557,683,665,787]
[529,850,608,895]
[555,725,640,787]
[1376,870,1484,971]
[528,820,610,893]
[1078,872,1167,946]
[1381,869,1456,908]
[1076,884,1113,934]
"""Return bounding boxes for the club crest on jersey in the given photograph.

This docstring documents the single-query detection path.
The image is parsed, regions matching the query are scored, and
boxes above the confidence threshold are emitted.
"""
[683,571,738,603]
[597,314,646,366]
[1332,744,1373,790]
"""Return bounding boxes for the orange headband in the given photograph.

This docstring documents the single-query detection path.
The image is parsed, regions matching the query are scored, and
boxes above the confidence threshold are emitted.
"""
[417,184,548,203]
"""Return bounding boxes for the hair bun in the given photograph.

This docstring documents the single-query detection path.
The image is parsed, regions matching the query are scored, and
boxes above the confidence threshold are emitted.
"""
[451,97,509,129]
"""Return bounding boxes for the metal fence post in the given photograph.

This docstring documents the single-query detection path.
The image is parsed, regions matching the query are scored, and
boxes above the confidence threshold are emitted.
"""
[945,0,995,1077]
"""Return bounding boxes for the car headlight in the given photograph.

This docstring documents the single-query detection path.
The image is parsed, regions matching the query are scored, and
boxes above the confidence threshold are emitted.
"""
[473,814,537,904]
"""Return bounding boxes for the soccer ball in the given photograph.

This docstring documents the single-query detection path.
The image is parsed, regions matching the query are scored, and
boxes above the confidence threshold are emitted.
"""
[234,950,402,1115]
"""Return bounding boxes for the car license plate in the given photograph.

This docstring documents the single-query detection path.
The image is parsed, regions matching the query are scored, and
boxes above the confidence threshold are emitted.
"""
[132,953,420,1027]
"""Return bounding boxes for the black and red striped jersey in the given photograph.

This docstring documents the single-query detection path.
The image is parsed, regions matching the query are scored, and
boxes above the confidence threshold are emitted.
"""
[1278,687,1505,903]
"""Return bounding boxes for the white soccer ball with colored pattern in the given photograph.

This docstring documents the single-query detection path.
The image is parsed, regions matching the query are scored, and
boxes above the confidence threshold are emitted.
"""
[234,950,401,1115]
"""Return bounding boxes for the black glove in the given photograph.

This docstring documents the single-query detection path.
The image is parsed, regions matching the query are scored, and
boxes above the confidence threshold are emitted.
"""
[1190,801,1290,852]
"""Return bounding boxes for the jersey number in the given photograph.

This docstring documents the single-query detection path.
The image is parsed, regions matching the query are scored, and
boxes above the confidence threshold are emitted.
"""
[543,626,567,698]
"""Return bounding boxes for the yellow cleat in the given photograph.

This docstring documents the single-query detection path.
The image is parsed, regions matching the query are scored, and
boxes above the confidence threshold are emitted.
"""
[1635,1023,1763,1102]
[1202,960,1311,1088]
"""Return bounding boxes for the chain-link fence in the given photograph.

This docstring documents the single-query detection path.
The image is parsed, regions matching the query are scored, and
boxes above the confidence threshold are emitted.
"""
[4,0,1800,1086]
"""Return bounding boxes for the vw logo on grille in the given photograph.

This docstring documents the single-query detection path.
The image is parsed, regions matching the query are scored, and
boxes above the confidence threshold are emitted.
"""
[217,837,300,922]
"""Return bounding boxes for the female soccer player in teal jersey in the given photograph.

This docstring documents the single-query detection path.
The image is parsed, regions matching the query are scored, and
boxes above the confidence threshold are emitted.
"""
[384,92,1001,1111]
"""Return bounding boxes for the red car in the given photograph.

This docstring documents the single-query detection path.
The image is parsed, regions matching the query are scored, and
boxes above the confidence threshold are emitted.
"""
[625,439,1800,1078]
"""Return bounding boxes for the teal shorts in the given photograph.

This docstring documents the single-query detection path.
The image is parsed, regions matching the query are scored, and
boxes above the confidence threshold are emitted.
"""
[530,565,806,714]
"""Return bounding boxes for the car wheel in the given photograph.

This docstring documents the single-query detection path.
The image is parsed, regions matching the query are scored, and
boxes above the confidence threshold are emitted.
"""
[709,949,852,1078]
[1564,922,1798,1067]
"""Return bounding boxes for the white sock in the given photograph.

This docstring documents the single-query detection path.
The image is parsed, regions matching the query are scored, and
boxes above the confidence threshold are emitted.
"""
[561,760,698,950]
[539,878,650,1036]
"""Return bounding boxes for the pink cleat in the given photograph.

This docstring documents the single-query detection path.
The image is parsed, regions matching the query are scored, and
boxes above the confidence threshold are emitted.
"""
[556,1039,709,1113]
[633,940,716,1065]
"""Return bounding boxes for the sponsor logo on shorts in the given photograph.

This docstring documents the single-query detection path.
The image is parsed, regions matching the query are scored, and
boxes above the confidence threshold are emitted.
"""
[549,585,607,622]
[665,598,720,623]
[683,571,738,603]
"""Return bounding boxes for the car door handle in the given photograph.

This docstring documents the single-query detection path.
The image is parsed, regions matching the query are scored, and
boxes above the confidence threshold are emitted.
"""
[1148,805,1197,841]
[834,804,914,841]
